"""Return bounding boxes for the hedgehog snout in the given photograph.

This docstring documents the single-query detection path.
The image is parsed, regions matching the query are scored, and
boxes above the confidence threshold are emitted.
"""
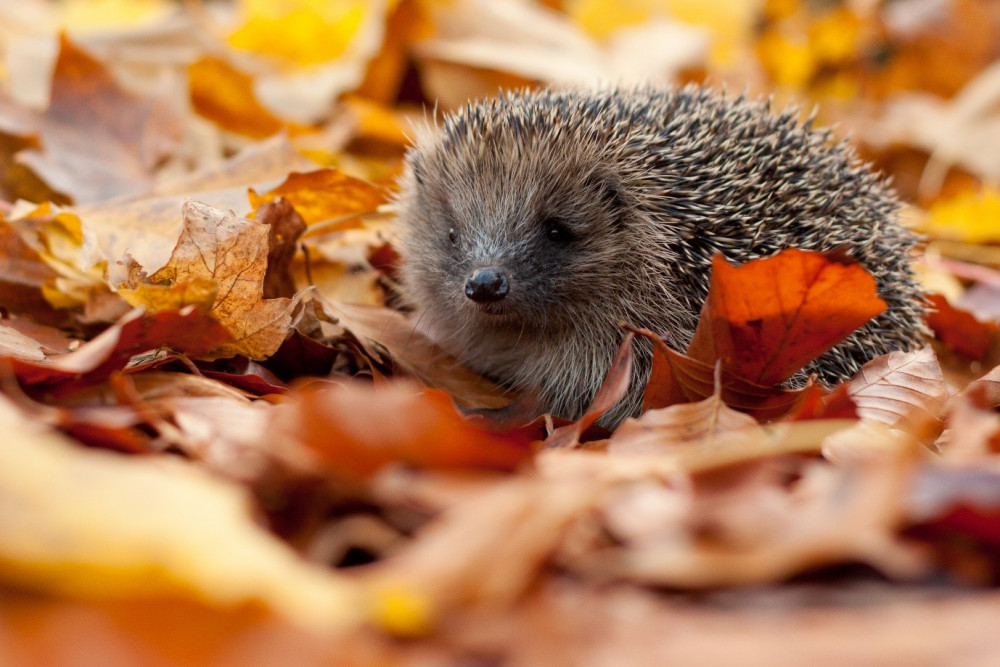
[465,267,509,303]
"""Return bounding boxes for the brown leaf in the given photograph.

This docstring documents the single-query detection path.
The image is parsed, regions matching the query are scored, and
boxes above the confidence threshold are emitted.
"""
[846,347,949,429]
[939,384,1000,462]
[273,380,536,480]
[120,201,297,360]
[316,298,511,410]
[637,328,812,422]
[0,219,69,326]
[609,388,762,456]
[258,198,307,300]
[690,250,887,386]
[574,454,926,588]
[957,363,1000,408]
[17,35,181,203]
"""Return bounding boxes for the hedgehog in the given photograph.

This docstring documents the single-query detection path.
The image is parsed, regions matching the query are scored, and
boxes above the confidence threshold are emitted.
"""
[396,85,926,428]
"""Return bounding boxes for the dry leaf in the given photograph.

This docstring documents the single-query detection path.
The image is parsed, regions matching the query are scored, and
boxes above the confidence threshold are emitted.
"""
[610,387,762,456]
[691,250,888,386]
[17,35,181,203]
[5,307,231,387]
[846,347,949,429]
[272,380,535,480]
[119,201,296,360]
[248,168,388,226]
[0,395,361,628]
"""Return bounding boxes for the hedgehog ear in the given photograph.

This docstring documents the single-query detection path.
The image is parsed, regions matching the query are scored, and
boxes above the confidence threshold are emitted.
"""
[588,172,626,211]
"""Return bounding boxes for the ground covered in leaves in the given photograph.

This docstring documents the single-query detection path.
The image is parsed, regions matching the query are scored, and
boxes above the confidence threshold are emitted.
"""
[3,0,1000,665]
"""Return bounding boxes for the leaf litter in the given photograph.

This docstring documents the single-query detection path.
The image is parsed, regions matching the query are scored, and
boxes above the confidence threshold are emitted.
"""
[3,3,1000,664]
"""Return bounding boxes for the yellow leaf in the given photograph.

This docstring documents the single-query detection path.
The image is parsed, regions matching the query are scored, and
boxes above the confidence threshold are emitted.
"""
[808,8,861,64]
[921,187,1000,244]
[372,584,435,638]
[0,396,361,629]
[567,0,650,40]
[10,206,112,311]
[228,0,368,67]
[568,0,758,64]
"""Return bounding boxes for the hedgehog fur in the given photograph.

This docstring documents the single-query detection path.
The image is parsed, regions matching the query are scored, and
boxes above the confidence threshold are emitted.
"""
[397,85,926,428]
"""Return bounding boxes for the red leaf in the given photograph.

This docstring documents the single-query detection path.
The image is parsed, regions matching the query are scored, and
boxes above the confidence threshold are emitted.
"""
[6,308,232,387]
[926,293,998,362]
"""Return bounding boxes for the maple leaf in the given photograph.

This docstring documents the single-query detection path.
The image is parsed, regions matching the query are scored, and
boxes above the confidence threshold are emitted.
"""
[119,201,298,360]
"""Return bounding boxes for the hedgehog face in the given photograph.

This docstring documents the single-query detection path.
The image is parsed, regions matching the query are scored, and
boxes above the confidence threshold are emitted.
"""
[399,135,635,346]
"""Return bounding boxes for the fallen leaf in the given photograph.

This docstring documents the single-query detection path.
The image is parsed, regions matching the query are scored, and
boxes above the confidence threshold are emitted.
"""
[188,56,298,139]
[272,380,535,480]
[227,0,368,67]
[248,168,389,227]
[5,307,231,387]
[610,386,762,456]
[927,292,999,362]
[637,327,811,422]
[691,250,887,386]
[258,198,307,300]
[846,347,949,430]
[545,331,635,448]
[16,35,181,203]
[0,218,68,325]
[0,395,360,628]
[316,298,511,410]
[119,201,297,360]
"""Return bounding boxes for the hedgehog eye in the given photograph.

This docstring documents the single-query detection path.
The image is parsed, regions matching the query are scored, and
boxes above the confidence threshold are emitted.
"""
[448,228,457,244]
[544,219,575,243]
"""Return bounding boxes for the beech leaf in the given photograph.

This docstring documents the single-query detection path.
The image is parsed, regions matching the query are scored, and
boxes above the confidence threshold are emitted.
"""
[691,249,888,386]
[846,347,949,428]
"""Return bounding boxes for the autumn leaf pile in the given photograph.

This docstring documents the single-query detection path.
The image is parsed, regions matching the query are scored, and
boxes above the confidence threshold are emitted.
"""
[4,0,1000,664]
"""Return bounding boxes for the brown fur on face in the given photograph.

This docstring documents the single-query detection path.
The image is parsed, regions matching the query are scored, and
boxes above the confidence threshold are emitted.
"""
[397,86,926,428]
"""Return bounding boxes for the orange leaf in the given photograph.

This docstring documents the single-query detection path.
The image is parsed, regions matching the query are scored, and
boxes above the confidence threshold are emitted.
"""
[695,249,887,386]
[277,381,535,479]
[188,57,306,139]
[638,328,812,422]
[248,169,388,227]
[5,307,231,387]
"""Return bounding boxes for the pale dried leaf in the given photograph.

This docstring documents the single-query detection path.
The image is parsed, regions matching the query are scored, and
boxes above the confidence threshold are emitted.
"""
[609,390,761,456]
[846,348,949,428]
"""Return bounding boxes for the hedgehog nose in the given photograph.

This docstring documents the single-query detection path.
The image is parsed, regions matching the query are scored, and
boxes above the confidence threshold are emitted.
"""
[465,267,509,303]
